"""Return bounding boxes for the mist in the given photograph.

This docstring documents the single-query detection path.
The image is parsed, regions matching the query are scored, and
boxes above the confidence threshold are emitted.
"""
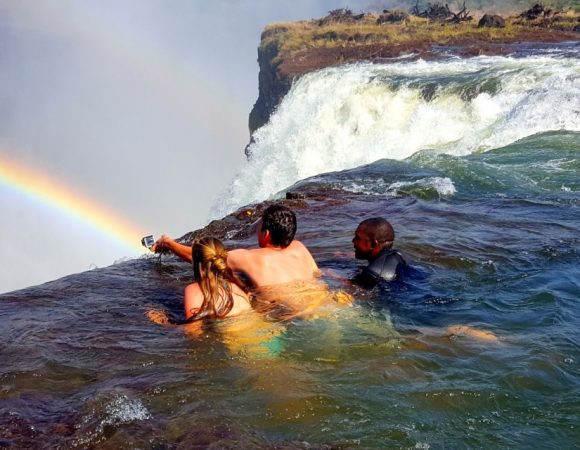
[2,0,564,293]
[3,0,382,293]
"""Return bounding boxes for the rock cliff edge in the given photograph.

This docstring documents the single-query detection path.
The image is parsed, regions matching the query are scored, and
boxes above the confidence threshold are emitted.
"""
[248,6,579,140]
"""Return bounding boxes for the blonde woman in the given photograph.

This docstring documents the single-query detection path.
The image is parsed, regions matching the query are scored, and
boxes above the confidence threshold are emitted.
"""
[183,237,251,321]
[148,237,287,357]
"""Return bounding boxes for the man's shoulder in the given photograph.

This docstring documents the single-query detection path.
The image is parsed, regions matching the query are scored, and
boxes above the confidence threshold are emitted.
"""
[287,239,308,251]
[228,248,250,259]
[365,249,408,283]
[229,247,271,265]
[227,248,258,269]
[229,241,313,262]
[288,240,316,261]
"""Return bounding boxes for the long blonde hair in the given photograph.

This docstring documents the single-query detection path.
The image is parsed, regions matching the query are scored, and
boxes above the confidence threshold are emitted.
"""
[189,237,246,321]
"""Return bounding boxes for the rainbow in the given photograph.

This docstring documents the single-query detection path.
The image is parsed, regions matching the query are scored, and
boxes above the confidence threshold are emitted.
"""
[0,156,146,254]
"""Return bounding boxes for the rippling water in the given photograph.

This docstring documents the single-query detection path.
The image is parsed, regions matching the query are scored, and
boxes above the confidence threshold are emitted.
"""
[1,44,580,448]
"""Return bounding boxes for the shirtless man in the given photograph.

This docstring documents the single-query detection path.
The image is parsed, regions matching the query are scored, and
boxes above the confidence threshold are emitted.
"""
[151,204,319,288]
[152,205,343,320]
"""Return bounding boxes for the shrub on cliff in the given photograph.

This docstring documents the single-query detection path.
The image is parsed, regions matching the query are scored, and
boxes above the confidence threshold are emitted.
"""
[317,9,368,26]
[478,14,506,27]
[411,2,453,20]
[513,3,579,30]
[520,3,551,20]
[377,10,409,24]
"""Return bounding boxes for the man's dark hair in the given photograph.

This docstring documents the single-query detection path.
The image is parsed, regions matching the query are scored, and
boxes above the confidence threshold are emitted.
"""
[261,204,297,248]
[358,217,394,247]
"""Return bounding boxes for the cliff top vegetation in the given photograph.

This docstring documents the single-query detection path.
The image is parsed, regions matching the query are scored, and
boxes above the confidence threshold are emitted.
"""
[260,4,579,75]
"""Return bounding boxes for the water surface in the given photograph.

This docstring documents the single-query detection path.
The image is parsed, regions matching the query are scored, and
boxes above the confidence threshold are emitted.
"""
[1,45,579,448]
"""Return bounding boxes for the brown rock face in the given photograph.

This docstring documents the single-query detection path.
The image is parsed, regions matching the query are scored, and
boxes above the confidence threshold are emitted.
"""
[248,35,291,137]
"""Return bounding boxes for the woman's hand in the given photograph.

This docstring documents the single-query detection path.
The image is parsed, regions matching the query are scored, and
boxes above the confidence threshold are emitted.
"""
[146,309,170,325]
[151,234,173,253]
[150,235,193,262]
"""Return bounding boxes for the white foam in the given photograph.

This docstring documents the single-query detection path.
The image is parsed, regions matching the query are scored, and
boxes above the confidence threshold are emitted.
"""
[341,176,456,197]
[342,179,390,196]
[389,177,457,197]
[104,395,151,424]
[74,395,151,447]
[215,52,580,215]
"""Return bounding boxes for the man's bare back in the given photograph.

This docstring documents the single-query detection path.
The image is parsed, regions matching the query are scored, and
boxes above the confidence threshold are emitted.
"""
[151,204,342,318]
[228,240,319,288]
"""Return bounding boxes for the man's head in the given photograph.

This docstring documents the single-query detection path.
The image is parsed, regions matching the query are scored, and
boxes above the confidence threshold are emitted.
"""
[353,217,395,261]
[258,204,297,248]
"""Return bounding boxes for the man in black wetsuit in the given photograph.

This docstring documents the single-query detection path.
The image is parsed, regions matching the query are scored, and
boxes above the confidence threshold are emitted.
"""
[352,217,407,288]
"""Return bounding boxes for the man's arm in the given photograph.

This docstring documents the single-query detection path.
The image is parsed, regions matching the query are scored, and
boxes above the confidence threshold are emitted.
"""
[151,235,192,263]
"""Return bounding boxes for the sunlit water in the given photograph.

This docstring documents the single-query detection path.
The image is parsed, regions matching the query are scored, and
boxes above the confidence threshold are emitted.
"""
[1,44,580,448]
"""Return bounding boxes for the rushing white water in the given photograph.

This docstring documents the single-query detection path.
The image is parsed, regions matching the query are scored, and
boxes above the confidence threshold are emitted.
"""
[331,176,456,198]
[215,50,580,216]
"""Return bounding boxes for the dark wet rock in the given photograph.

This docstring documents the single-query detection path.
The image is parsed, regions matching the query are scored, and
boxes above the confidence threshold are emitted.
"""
[244,135,256,158]
[0,395,81,445]
[174,418,347,450]
[377,10,409,24]
[285,185,358,206]
[235,207,258,220]
[286,191,306,200]
[174,418,269,449]
[478,14,506,28]
[178,198,309,245]
[49,422,75,436]
[0,413,40,449]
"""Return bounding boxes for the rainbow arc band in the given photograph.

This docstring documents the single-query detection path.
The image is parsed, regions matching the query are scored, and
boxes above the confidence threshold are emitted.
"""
[0,155,145,254]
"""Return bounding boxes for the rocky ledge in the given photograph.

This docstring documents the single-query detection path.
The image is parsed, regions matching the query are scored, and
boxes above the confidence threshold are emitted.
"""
[248,4,579,138]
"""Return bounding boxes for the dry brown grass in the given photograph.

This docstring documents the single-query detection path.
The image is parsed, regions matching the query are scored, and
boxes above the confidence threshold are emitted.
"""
[261,11,579,63]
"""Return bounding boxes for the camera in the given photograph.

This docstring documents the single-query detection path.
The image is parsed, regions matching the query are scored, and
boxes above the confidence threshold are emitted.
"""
[141,235,155,249]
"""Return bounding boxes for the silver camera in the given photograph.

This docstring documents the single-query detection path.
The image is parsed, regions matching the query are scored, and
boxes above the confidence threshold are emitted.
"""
[141,235,155,249]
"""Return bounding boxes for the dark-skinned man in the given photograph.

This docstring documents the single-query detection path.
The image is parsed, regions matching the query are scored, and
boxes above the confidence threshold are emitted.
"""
[352,217,408,288]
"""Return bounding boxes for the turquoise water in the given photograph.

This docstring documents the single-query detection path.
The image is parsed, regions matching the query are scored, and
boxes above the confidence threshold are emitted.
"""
[2,131,579,448]
[1,47,579,448]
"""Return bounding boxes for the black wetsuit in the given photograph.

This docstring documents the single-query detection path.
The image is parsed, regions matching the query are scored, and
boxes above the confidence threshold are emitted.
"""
[353,248,408,288]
